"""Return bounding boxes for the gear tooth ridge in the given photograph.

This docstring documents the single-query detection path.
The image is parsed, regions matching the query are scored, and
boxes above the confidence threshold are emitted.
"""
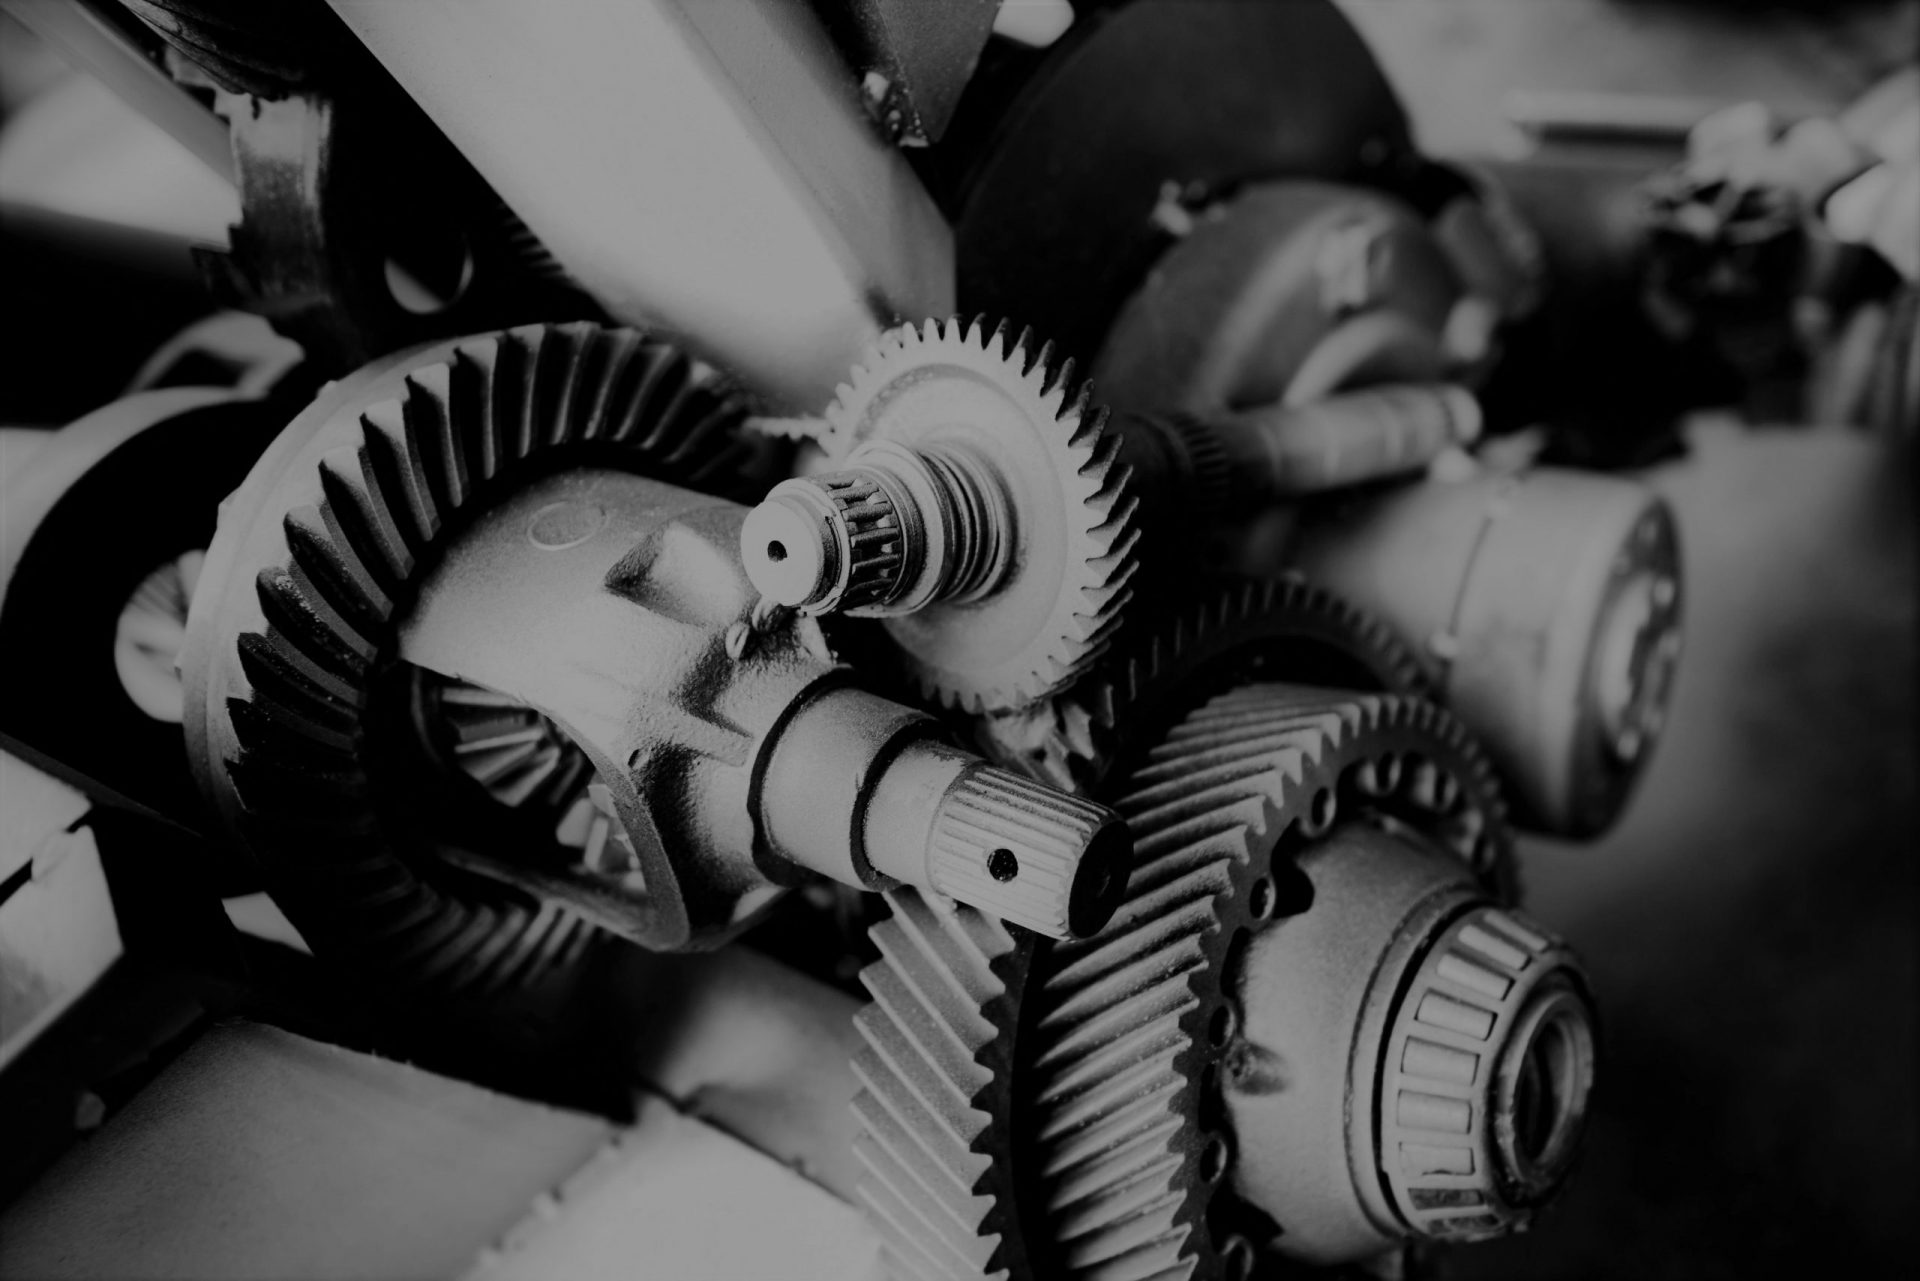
[198,323,745,1012]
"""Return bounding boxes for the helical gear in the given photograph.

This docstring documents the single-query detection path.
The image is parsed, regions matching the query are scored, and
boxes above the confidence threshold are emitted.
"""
[1018,686,1508,1281]
[792,315,1140,712]
[181,322,751,1010]
[980,576,1433,797]
[848,580,1507,1281]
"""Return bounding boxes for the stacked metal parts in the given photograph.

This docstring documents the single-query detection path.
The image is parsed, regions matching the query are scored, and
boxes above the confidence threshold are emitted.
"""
[1,2,1726,1279]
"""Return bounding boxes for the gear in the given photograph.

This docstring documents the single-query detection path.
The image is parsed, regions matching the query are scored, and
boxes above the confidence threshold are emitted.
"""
[181,322,752,1013]
[754,315,1139,713]
[413,673,641,882]
[980,576,1432,797]
[1016,686,1508,1280]
[848,579,1497,1281]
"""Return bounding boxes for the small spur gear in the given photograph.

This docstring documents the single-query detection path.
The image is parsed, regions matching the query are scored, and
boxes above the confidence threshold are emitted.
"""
[742,316,1140,713]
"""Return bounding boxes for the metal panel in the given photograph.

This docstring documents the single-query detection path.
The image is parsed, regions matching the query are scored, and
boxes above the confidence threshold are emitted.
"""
[326,0,954,410]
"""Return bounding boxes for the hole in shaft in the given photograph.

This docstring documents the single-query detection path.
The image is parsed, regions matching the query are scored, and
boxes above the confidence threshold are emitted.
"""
[988,848,1019,881]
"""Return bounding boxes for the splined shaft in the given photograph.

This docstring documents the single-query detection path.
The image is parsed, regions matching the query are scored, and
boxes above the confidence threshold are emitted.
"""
[742,438,1012,616]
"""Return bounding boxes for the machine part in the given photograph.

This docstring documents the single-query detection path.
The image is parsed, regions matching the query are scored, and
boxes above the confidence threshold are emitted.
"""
[827,0,1002,146]
[1093,182,1462,416]
[2,0,235,181]
[1229,823,1594,1261]
[125,310,307,398]
[1016,686,1574,1277]
[853,685,1522,1280]
[181,324,1128,968]
[981,576,1433,798]
[848,580,1471,1280]
[118,0,365,98]
[1286,468,1684,838]
[0,387,281,846]
[322,0,952,411]
[201,77,589,376]
[742,317,1139,712]
[1111,383,1483,536]
[952,0,1419,368]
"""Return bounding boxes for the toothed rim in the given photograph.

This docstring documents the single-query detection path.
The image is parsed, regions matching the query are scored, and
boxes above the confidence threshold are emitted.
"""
[181,321,751,1009]
[817,315,1140,713]
[981,576,1434,798]
[1017,687,1510,1281]
[849,580,1509,1281]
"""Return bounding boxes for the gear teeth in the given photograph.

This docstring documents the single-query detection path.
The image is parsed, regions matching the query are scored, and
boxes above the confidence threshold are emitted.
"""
[1019,686,1509,1281]
[196,323,750,1014]
[854,888,1035,1281]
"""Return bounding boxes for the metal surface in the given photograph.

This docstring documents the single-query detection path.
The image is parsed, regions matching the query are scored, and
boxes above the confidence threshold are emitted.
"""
[0,388,280,842]
[832,0,1002,145]
[324,0,953,411]
[1229,826,1595,1260]
[201,75,587,375]
[742,317,1139,712]
[851,682,1521,1281]
[182,322,1126,963]
[1286,467,1684,838]
[1092,182,1462,417]
[953,0,1417,369]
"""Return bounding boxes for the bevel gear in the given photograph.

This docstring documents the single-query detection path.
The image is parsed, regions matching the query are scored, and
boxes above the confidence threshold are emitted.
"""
[181,321,752,1010]
[848,580,1508,1281]
[741,316,1139,713]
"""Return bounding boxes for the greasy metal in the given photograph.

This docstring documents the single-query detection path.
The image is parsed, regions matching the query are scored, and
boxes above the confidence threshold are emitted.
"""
[1230,824,1596,1260]
[744,316,1139,712]
[1094,182,1462,416]
[1286,467,1684,837]
[323,0,953,410]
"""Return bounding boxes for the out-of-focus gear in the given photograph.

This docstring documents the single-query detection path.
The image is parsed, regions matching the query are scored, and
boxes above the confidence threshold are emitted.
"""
[1286,467,1683,838]
[742,317,1139,713]
[182,324,1130,982]
[0,386,281,853]
[1093,182,1462,416]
